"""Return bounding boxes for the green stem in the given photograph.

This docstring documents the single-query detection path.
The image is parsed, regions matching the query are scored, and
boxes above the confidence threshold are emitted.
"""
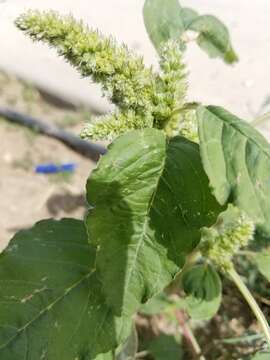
[228,267,270,347]
[184,321,206,360]
[171,102,200,118]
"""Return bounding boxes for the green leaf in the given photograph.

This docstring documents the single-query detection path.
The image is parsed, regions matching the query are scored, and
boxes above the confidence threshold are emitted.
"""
[188,15,238,63]
[139,292,174,315]
[250,351,270,360]
[95,352,114,360]
[147,334,183,360]
[180,7,199,29]
[116,325,138,360]
[254,250,270,282]
[143,0,185,51]
[86,129,223,316]
[197,105,270,237]
[0,219,131,359]
[143,1,238,64]
[182,264,222,320]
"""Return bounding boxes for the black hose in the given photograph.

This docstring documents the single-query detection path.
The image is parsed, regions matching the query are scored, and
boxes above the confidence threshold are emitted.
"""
[0,107,106,162]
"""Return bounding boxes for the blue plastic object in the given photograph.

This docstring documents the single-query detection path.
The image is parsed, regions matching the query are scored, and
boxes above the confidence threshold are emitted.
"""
[35,162,77,174]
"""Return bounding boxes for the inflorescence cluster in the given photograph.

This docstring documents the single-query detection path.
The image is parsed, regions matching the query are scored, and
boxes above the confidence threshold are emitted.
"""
[16,10,197,141]
[200,205,255,272]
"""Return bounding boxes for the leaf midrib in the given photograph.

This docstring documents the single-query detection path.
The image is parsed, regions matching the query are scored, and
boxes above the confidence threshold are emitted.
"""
[122,144,167,305]
[207,107,270,161]
[0,269,95,351]
[219,111,267,221]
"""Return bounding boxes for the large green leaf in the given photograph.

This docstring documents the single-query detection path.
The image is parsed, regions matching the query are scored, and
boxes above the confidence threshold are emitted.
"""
[0,219,131,359]
[86,128,223,316]
[182,264,222,320]
[254,250,270,282]
[188,15,238,64]
[197,105,270,237]
[143,0,185,51]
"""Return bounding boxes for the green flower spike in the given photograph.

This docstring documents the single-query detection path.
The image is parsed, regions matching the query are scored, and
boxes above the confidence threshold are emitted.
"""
[153,40,198,141]
[16,11,194,141]
[15,10,156,114]
[81,110,153,141]
[154,40,187,127]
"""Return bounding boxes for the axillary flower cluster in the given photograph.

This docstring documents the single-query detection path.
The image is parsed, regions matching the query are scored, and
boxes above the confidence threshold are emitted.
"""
[200,205,255,273]
[16,10,197,141]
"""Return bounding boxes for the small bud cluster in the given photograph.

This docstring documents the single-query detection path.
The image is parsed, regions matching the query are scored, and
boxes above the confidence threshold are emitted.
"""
[200,205,255,273]
[16,11,195,141]
[165,109,199,142]
[153,40,187,127]
[81,110,153,141]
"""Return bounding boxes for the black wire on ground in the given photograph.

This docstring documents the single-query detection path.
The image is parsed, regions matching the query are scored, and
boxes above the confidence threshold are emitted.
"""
[0,107,107,162]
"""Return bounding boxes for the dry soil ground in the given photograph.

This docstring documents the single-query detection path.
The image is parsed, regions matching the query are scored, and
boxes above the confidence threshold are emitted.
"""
[0,72,96,250]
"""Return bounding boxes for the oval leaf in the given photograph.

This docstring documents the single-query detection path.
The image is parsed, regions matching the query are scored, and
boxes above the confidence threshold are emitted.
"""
[180,7,199,29]
[0,219,131,359]
[143,0,238,64]
[198,105,270,237]
[86,128,223,316]
[182,264,222,320]
[254,250,270,282]
[143,0,185,51]
[188,15,238,64]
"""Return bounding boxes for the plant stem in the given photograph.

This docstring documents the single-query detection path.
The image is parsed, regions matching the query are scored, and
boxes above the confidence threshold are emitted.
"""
[228,267,270,347]
[175,310,206,360]
[171,102,200,118]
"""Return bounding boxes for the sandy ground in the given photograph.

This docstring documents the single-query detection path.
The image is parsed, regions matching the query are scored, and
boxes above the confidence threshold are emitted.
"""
[0,72,96,250]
